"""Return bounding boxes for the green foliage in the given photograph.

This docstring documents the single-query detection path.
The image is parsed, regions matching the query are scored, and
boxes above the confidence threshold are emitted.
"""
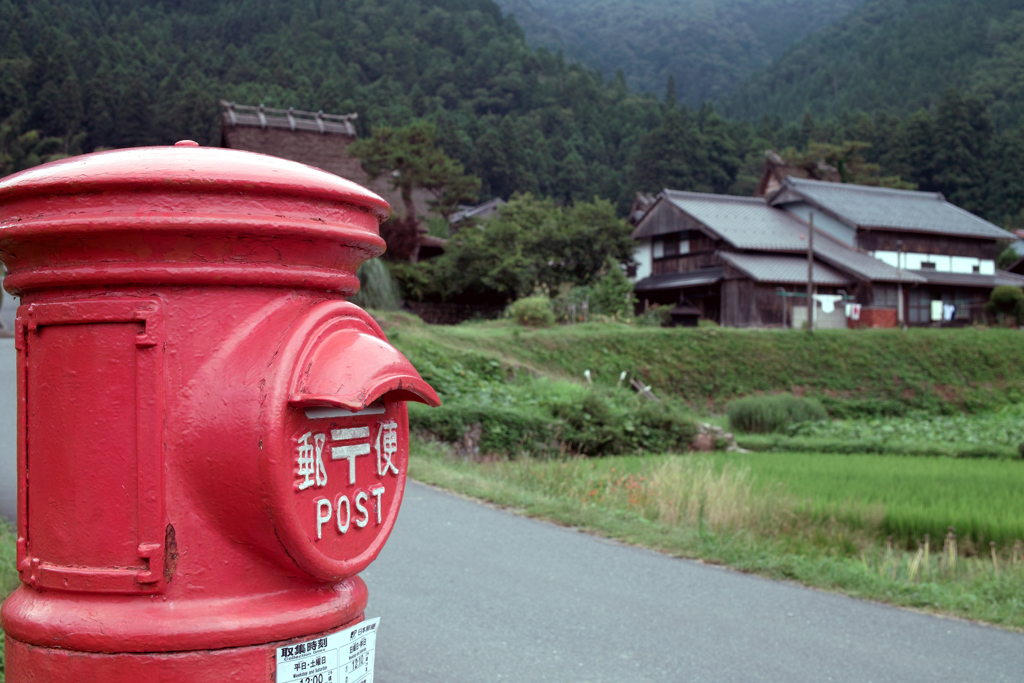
[497,0,860,105]
[997,245,1021,270]
[7,0,1024,225]
[507,295,555,328]
[349,120,480,220]
[411,384,696,459]
[589,257,636,320]
[409,323,1024,416]
[385,321,696,457]
[394,194,634,304]
[0,519,18,681]
[726,0,1024,129]
[726,393,827,434]
[350,258,401,311]
[985,285,1024,324]
[635,304,672,328]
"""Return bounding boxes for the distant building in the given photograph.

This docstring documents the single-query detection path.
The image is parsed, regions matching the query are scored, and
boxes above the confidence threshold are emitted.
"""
[631,179,1022,328]
[219,101,441,261]
[449,197,506,225]
[754,150,840,198]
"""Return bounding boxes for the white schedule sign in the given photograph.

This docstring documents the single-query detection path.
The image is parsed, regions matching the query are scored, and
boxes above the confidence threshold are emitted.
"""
[276,618,379,683]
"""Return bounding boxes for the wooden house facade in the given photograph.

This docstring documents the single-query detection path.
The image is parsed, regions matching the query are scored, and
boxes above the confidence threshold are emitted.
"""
[631,183,1022,328]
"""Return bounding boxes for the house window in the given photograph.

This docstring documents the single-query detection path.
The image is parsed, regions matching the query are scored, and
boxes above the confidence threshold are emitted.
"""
[908,289,931,324]
[663,235,679,257]
[653,240,664,259]
[873,285,898,308]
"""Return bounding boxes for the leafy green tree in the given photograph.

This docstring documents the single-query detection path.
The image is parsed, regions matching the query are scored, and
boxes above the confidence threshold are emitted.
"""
[395,194,632,304]
[996,245,1021,270]
[590,256,636,320]
[931,88,992,214]
[351,120,481,223]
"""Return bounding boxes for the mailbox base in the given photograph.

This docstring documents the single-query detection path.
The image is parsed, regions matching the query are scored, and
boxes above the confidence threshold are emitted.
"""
[4,617,364,683]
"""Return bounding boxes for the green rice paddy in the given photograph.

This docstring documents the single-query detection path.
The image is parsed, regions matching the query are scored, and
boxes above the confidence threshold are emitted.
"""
[714,451,1024,547]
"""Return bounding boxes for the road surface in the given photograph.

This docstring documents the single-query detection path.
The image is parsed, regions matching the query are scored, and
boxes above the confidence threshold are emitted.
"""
[1,338,14,521]
[363,480,1024,682]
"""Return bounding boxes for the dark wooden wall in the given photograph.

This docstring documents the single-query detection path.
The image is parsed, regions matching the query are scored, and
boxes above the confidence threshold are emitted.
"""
[652,251,721,274]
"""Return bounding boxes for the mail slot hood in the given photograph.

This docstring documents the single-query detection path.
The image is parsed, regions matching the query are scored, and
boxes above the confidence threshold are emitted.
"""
[288,317,440,412]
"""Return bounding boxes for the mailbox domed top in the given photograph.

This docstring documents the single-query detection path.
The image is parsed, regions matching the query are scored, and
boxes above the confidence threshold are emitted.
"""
[0,145,392,296]
[0,144,391,222]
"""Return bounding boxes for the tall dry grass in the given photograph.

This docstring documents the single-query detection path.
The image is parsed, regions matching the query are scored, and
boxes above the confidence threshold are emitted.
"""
[639,456,797,535]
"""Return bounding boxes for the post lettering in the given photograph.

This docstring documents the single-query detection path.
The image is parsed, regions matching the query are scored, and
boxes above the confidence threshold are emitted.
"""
[315,498,332,540]
[370,485,385,525]
[354,491,369,528]
[336,494,351,534]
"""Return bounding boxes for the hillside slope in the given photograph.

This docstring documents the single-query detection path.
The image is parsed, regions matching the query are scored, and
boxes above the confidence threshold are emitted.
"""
[494,0,860,106]
[378,315,1024,417]
[725,0,1024,129]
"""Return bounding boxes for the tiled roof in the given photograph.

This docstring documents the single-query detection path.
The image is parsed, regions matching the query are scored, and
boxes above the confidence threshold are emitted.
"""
[633,267,723,292]
[718,252,853,285]
[220,101,357,136]
[659,190,921,283]
[662,191,809,250]
[913,269,1024,288]
[450,197,507,224]
[773,178,1014,239]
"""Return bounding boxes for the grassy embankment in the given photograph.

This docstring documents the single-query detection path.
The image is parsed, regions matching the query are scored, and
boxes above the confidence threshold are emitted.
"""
[378,313,1024,628]
[0,520,15,680]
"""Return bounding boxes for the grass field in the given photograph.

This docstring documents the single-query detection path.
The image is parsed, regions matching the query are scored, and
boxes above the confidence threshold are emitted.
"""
[712,451,1024,547]
[0,520,17,681]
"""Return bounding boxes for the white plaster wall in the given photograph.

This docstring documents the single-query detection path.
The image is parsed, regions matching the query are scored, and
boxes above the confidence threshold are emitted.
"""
[871,251,995,275]
[633,238,652,281]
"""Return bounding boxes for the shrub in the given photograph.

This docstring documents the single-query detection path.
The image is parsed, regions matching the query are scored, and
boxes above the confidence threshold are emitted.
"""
[636,304,672,327]
[726,393,828,434]
[590,257,636,320]
[985,286,1024,325]
[350,258,401,310]
[508,295,555,327]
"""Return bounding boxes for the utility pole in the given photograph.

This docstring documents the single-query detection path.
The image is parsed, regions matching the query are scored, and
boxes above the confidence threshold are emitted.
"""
[807,213,815,332]
[896,239,904,327]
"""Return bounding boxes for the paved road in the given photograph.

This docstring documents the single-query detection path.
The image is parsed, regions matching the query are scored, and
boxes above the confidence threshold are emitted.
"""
[1,338,14,521]
[364,481,1024,682]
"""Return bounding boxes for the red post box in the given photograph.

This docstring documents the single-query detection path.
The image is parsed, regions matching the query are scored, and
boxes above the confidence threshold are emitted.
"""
[0,141,439,681]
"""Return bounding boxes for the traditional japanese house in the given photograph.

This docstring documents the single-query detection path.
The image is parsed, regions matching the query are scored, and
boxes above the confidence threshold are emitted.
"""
[219,101,443,261]
[769,178,1022,324]
[631,183,1022,327]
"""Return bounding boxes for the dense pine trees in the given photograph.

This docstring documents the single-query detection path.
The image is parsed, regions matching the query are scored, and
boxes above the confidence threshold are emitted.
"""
[4,0,1024,229]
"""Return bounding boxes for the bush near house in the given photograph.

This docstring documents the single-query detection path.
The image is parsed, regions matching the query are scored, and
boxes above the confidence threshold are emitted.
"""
[985,286,1024,326]
[507,296,556,328]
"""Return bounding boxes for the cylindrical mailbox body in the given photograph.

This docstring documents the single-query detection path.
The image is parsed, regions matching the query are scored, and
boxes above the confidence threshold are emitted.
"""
[0,144,439,681]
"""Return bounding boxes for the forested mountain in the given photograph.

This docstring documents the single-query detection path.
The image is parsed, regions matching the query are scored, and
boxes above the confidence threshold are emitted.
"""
[5,0,1024,233]
[0,0,761,209]
[725,0,1024,130]
[493,0,861,107]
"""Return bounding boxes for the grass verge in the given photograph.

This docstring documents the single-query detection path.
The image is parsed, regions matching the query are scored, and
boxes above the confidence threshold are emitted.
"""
[1,520,18,682]
[409,438,1024,630]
